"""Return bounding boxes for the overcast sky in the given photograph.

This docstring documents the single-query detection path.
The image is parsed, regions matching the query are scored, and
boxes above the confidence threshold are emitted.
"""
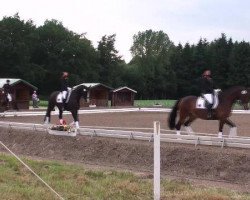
[1,0,250,62]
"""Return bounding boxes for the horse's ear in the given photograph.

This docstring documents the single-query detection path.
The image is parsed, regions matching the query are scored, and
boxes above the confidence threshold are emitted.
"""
[241,90,247,95]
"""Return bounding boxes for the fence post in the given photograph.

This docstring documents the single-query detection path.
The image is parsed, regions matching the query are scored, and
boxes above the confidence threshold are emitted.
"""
[154,121,160,200]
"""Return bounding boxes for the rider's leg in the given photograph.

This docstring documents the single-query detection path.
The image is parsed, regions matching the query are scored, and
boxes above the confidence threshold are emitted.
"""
[207,103,213,119]
[62,91,67,110]
[204,93,214,119]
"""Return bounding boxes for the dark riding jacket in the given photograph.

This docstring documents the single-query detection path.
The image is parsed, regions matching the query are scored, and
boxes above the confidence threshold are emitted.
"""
[60,78,68,92]
[3,83,13,94]
[200,77,214,94]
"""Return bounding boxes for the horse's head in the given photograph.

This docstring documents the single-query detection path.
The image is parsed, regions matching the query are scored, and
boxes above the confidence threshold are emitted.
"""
[237,88,249,110]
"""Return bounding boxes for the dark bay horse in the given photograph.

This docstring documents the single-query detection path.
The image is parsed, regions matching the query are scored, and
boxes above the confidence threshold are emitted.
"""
[44,85,89,129]
[168,86,250,137]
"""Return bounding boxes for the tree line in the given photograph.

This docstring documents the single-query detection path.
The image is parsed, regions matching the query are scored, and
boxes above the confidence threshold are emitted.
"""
[1,14,250,99]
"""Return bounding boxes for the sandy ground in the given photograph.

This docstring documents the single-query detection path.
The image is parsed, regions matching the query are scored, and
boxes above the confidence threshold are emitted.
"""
[0,110,249,192]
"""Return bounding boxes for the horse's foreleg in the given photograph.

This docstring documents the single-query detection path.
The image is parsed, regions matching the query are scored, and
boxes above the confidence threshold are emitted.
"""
[225,118,237,137]
[58,108,64,124]
[218,120,226,138]
[44,109,51,124]
[71,110,79,129]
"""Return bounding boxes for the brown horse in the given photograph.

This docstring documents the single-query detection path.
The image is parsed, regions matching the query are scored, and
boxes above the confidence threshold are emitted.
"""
[168,86,250,138]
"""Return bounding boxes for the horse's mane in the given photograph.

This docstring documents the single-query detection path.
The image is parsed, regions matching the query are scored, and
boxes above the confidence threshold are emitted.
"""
[221,86,245,95]
[219,86,247,102]
[72,84,83,92]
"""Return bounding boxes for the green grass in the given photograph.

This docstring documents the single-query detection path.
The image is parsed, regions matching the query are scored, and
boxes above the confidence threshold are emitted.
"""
[134,99,176,108]
[0,153,249,200]
[30,100,177,108]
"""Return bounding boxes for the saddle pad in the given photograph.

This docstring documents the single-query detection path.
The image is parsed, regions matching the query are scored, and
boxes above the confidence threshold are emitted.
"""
[56,89,72,103]
[196,95,219,109]
[56,93,63,103]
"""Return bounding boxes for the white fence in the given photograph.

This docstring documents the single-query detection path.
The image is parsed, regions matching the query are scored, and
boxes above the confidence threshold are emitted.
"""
[0,121,250,149]
[1,107,250,117]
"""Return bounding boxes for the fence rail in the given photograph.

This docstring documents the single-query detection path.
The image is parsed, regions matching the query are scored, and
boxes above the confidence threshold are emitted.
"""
[1,107,250,117]
[0,121,249,149]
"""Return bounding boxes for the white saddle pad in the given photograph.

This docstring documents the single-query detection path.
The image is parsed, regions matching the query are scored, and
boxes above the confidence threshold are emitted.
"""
[56,89,72,103]
[196,93,219,109]
[56,93,63,103]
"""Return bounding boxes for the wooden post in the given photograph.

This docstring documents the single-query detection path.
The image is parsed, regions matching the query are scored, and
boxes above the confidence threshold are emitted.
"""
[154,121,160,200]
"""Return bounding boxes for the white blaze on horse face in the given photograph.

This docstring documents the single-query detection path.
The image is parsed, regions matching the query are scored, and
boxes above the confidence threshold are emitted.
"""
[241,90,247,95]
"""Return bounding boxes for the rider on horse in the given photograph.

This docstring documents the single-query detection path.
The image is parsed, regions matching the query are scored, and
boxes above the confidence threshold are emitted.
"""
[60,71,69,110]
[200,69,214,119]
[2,79,13,105]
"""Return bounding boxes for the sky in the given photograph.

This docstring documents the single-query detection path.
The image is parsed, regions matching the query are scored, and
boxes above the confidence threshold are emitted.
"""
[1,0,250,63]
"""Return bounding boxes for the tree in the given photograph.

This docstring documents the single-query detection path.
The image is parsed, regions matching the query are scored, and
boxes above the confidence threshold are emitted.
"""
[97,34,125,87]
[33,19,99,93]
[0,13,38,79]
[228,41,250,86]
[208,33,233,88]
[130,30,176,99]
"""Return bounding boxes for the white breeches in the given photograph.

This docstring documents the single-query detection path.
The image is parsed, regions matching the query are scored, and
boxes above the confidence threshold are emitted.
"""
[203,94,213,104]
[7,93,12,102]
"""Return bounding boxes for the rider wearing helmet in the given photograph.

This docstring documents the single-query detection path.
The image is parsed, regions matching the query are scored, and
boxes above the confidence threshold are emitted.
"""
[3,79,13,103]
[60,72,69,110]
[200,69,214,119]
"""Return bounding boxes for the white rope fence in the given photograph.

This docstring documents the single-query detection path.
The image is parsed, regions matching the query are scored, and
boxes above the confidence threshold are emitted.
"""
[0,141,65,200]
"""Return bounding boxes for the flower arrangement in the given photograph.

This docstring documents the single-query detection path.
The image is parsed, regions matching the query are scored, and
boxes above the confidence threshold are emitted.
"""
[50,124,74,132]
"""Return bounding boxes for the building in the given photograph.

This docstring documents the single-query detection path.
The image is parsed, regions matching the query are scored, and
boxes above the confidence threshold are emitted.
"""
[111,86,137,106]
[75,83,113,107]
[0,78,37,109]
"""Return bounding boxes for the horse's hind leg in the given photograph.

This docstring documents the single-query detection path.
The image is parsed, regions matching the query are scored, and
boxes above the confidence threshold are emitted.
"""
[224,118,237,137]
[175,112,188,135]
[184,116,196,135]
[44,102,54,124]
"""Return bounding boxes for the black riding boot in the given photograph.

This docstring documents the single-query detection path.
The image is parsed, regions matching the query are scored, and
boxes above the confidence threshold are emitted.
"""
[62,99,66,111]
[207,104,213,119]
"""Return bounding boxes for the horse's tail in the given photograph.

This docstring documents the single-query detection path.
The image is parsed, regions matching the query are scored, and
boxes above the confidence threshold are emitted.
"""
[168,99,180,130]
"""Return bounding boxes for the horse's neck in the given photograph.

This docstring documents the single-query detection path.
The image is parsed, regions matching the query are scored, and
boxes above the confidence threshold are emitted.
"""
[221,87,242,105]
[69,88,82,103]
